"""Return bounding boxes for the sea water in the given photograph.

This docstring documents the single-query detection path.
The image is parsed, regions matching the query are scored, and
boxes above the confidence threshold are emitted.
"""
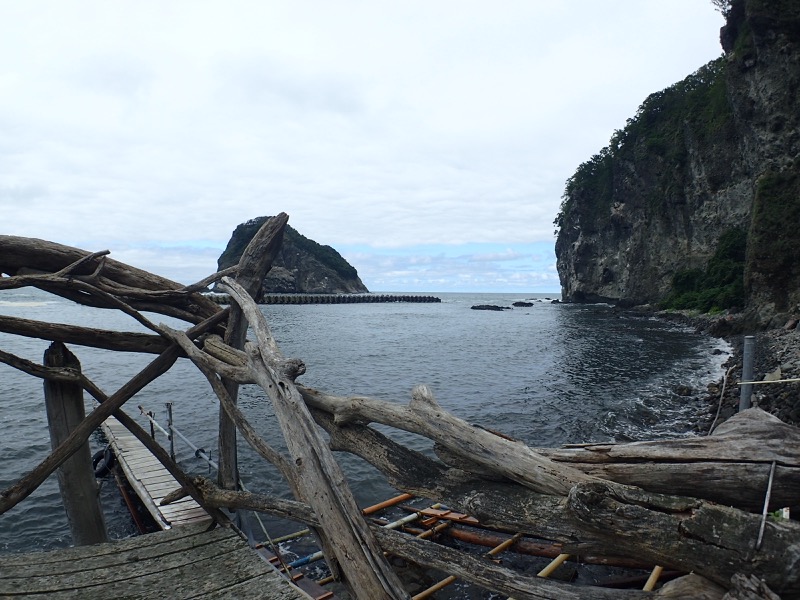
[0,288,729,555]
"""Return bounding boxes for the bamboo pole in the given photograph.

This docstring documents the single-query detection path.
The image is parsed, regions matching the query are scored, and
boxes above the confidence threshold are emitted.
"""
[643,565,664,591]
[537,553,570,578]
[362,493,414,515]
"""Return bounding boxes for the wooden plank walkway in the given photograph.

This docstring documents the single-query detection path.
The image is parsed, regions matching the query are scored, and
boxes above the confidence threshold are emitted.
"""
[94,417,336,599]
[0,523,312,599]
[101,415,210,530]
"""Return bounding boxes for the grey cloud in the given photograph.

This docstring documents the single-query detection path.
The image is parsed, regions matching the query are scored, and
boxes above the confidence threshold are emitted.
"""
[216,56,364,115]
[69,54,154,98]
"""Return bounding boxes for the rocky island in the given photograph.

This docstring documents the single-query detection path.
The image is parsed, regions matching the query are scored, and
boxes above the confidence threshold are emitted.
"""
[217,216,369,296]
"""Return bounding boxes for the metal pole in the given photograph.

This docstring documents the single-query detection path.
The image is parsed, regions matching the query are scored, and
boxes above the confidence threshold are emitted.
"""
[166,402,175,461]
[739,335,755,411]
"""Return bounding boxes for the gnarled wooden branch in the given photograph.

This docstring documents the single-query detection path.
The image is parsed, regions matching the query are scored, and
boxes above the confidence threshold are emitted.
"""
[0,315,170,354]
[168,476,319,526]
[160,325,293,479]
[566,480,800,596]
[299,384,596,495]
[0,236,223,324]
[217,213,289,492]
[309,407,800,596]
[221,276,409,600]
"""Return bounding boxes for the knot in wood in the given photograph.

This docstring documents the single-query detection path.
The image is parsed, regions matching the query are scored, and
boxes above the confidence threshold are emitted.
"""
[281,358,306,381]
[568,481,615,512]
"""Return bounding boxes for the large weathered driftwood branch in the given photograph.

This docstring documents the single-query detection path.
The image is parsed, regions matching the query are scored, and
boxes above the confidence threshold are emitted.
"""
[304,382,800,513]
[221,276,409,600]
[0,236,223,324]
[0,315,170,354]
[566,480,800,595]
[217,213,289,491]
[308,406,800,596]
[538,409,800,512]
[299,384,596,495]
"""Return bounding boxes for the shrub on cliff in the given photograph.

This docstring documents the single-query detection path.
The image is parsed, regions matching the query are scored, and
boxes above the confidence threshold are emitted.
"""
[662,228,747,313]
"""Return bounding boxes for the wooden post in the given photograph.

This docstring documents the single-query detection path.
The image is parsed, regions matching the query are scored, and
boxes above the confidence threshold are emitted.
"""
[43,342,108,545]
[218,213,288,490]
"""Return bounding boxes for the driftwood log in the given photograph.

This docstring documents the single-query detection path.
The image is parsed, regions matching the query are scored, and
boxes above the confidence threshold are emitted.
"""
[538,409,800,513]
[306,400,800,597]
[2,224,799,599]
[165,276,408,598]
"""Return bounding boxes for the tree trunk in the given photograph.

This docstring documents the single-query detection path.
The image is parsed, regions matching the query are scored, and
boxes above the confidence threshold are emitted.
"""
[538,409,800,512]
[309,406,800,597]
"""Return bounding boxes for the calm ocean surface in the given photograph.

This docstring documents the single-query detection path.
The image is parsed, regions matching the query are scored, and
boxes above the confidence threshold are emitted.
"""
[0,288,729,556]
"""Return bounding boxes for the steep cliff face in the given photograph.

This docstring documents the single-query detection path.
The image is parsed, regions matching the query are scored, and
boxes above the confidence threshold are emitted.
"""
[217,216,369,295]
[555,0,800,324]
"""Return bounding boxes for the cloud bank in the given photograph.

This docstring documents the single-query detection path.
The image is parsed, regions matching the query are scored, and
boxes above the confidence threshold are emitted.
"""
[0,2,724,292]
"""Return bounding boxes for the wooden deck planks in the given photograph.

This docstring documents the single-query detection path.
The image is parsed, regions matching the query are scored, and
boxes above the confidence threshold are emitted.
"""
[100,415,210,529]
[0,524,312,599]
[4,419,330,599]
[0,420,320,600]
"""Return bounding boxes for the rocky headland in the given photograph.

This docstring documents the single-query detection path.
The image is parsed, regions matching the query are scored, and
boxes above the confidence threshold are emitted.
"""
[554,0,800,332]
[553,0,800,433]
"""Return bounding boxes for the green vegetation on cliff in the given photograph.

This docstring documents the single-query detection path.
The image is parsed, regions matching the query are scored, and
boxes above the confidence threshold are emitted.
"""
[661,228,747,313]
[554,57,732,235]
[555,0,800,321]
[746,163,800,310]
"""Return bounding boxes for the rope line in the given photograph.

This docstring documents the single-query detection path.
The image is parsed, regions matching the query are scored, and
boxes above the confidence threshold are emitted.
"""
[737,377,800,385]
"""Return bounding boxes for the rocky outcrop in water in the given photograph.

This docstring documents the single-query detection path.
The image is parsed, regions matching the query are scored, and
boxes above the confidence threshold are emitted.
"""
[217,216,368,295]
[555,0,800,328]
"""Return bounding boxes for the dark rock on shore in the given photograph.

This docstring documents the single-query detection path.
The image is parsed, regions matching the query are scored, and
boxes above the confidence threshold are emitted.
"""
[512,301,534,307]
[619,303,800,432]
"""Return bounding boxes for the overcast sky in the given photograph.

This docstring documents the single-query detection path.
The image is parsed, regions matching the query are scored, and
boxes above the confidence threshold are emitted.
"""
[0,2,725,293]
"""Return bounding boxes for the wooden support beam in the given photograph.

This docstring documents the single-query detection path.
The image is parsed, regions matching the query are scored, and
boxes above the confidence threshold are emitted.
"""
[43,342,108,546]
[0,311,227,515]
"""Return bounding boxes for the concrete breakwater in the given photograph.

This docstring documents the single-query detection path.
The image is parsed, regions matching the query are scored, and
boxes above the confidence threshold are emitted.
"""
[205,293,441,305]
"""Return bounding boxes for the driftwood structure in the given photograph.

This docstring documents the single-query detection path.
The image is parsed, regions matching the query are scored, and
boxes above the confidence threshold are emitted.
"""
[1,216,799,599]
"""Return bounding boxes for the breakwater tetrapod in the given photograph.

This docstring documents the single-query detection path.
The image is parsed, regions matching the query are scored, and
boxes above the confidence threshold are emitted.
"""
[206,293,441,305]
